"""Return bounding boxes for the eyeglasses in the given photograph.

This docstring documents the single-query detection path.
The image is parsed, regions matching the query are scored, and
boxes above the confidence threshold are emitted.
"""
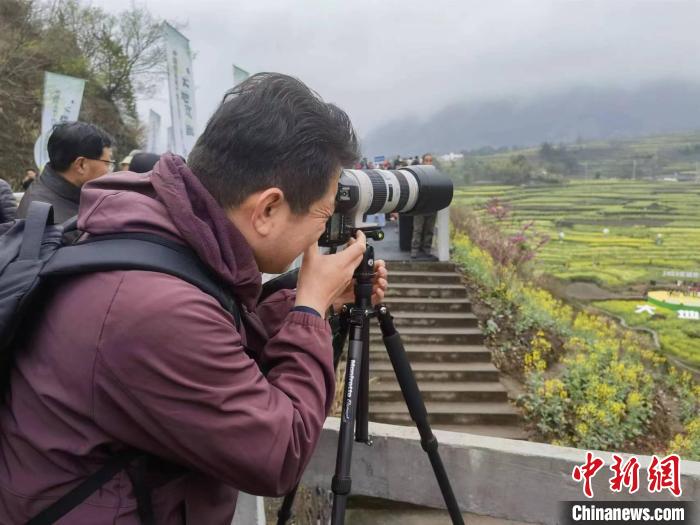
[86,158,116,172]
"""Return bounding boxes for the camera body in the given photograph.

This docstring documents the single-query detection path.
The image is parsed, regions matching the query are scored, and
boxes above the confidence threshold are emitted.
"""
[319,165,453,247]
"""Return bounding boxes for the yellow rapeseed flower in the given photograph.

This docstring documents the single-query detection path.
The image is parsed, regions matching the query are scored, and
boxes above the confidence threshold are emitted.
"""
[609,401,625,418]
[544,379,566,399]
[595,383,617,401]
[627,391,642,408]
[688,419,700,433]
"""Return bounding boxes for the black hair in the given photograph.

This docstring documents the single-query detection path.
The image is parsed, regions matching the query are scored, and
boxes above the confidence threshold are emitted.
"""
[47,122,114,172]
[188,73,359,214]
[129,152,161,173]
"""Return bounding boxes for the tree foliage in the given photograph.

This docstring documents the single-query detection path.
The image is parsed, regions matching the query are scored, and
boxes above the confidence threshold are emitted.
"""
[539,142,580,176]
[0,0,165,188]
[443,153,534,185]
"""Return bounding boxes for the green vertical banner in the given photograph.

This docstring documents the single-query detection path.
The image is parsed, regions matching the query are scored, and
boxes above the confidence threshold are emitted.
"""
[233,65,250,87]
[146,109,162,153]
[164,22,197,157]
[34,72,86,170]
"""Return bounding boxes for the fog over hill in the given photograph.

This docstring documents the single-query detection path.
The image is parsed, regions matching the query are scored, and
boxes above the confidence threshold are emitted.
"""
[362,80,700,157]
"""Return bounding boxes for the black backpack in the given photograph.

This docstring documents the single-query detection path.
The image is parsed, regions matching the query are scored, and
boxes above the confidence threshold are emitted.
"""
[0,201,243,525]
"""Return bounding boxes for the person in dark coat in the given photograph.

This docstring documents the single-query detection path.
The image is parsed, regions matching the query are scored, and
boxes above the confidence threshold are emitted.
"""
[0,178,17,223]
[17,122,114,223]
[0,73,389,524]
[21,168,37,190]
[410,153,437,260]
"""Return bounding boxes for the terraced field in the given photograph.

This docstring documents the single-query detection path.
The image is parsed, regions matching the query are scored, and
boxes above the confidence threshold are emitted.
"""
[591,299,700,367]
[454,180,700,368]
[454,180,700,288]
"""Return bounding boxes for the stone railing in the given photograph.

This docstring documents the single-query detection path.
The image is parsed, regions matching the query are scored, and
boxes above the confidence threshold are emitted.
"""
[297,418,699,525]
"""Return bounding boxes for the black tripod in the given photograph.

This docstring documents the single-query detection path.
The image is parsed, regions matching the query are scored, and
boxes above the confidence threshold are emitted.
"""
[277,243,465,525]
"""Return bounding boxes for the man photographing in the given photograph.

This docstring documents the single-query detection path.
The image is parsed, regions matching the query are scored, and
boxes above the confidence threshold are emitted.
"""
[0,73,388,524]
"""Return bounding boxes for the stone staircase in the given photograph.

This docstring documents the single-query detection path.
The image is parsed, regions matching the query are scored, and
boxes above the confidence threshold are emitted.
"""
[368,260,526,440]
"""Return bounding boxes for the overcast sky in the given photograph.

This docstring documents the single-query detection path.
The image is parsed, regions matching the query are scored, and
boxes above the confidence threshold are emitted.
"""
[91,0,700,145]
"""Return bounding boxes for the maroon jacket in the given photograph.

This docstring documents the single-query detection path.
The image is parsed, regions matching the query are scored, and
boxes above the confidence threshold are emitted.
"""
[0,154,335,524]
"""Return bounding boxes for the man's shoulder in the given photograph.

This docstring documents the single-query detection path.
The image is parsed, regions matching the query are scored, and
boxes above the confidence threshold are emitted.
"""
[54,269,226,321]
[108,270,233,327]
[18,177,51,214]
[18,174,78,222]
[93,270,240,372]
[22,175,50,197]
[43,269,234,358]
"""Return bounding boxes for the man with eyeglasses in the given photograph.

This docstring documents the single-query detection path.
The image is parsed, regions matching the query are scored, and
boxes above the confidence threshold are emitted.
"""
[18,121,114,224]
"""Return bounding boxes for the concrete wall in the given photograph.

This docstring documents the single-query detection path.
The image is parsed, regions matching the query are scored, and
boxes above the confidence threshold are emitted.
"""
[302,418,700,525]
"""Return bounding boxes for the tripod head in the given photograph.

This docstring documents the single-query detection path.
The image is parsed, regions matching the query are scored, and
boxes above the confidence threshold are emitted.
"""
[352,242,375,313]
[331,239,378,367]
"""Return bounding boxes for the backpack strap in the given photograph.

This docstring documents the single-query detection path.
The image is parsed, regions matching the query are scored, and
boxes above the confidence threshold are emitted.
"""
[41,232,241,329]
[59,215,78,236]
[123,456,156,525]
[18,202,54,260]
[27,233,241,524]
[26,450,143,525]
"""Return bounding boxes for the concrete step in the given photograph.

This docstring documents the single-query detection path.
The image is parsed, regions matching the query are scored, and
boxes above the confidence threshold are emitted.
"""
[386,261,457,272]
[370,361,499,382]
[435,424,529,440]
[370,327,484,346]
[369,381,509,403]
[386,311,479,329]
[368,344,492,363]
[385,283,467,299]
[369,401,521,426]
[382,297,472,313]
[390,271,463,285]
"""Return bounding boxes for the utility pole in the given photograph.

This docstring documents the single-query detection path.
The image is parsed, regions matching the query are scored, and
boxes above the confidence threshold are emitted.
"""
[584,161,589,179]
[633,158,637,180]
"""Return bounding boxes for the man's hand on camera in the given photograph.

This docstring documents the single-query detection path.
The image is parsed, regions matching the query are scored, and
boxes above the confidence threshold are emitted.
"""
[295,230,368,318]
[331,259,388,313]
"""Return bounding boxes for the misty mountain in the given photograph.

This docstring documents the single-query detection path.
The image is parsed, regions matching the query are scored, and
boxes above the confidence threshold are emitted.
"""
[362,80,700,157]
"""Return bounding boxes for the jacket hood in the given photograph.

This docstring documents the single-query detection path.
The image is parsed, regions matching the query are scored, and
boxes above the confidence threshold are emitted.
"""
[78,153,262,309]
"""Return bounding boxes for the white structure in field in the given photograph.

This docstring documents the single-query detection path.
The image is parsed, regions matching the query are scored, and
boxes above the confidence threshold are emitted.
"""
[439,152,464,163]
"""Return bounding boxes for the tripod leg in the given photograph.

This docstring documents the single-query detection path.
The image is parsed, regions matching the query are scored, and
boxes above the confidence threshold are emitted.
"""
[355,320,371,444]
[332,309,350,369]
[276,485,298,525]
[331,332,364,525]
[277,313,350,525]
[377,306,465,525]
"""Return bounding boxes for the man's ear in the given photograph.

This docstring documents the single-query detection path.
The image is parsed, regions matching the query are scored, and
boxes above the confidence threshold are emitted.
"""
[73,157,87,176]
[251,188,286,236]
